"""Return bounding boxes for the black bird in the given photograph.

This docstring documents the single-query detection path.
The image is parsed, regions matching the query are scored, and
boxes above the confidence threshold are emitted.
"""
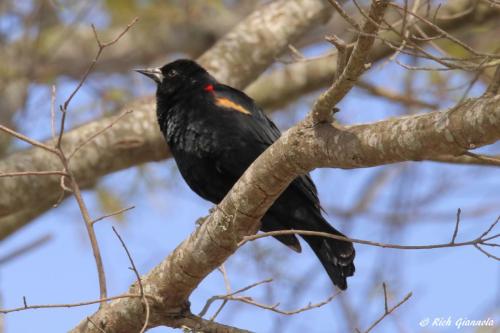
[136,59,355,289]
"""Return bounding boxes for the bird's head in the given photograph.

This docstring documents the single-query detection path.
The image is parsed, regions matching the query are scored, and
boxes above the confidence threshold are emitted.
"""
[135,59,214,97]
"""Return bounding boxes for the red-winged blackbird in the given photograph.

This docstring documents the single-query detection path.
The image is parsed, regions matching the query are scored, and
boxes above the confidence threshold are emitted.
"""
[136,59,355,289]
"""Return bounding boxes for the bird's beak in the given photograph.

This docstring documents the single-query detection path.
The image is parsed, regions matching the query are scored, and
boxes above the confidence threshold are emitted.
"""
[134,67,164,84]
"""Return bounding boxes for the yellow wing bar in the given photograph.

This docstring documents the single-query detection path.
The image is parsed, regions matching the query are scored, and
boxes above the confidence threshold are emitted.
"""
[215,97,251,115]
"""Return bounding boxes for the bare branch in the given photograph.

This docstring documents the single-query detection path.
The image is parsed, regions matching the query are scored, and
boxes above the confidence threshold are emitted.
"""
[388,2,499,58]
[50,19,139,305]
[0,17,140,308]
[56,18,139,148]
[91,206,135,225]
[112,226,149,333]
[198,278,273,318]
[50,85,56,141]
[246,2,500,110]
[199,276,338,318]
[451,208,461,244]
[356,80,439,110]
[198,0,333,88]
[0,171,67,178]
[474,244,500,261]
[62,18,139,113]
[59,158,108,304]
[0,125,58,155]
[327,0,362,30]
[311,0,390,122]
[223,293,339,316]
[477,216,499,240]
[0,294,147,314]
[430,153,500,167]
[382,282,388,313]
[209,265,232,321]
[239,213,499,260]
[68,110,133,161]
[359,285,412,333]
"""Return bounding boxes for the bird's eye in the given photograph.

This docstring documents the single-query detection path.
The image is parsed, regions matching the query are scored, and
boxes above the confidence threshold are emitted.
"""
[167,69,177,78]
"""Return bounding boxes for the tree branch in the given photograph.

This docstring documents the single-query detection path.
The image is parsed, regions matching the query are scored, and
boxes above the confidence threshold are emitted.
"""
[71,91,500,333]
[245,0,500,110]
[311,0,390,122]
[198,0,332,88]
[0,0,334,241]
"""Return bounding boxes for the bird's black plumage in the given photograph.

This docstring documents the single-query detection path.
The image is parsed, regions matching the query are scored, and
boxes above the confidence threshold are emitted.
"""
[136,59,355,289]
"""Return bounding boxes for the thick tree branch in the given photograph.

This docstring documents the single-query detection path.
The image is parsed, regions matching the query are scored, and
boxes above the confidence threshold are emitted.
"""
[0,98,166,240]
[3,5,249,82]
[72,91,500,332]
[3,0,498,238]
[198,0,332,89]
[0,0,333,240]
[299,96,500,168]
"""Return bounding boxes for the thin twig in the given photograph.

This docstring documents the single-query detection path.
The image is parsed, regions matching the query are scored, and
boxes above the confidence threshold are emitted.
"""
[239,215,499,261]
[477,216,499,240]
[356,80,439,109]
[198,279,273,318]
[287,44,306,61]
[50,17,139,307]
[91,206,135,225]
[451,208,461,243]
[430,153,500,167]
[360,285,412,333]
[473,244,500,261]
[312,0,390,122]
[327,0,361,30]
[463,151,500,166]
[219,265,232,294]
[0,171,68,178]
[382,282,388,313]
[199,277,338,318]
[225,292,339,316]
[112,226,149,333]
[388,2,500,58]
[61,18,138,113]
[239,229,487,250]
[209,264,232,321]
[61,155,109,306]
[50,85,56,141]
[0,294,147,314]
[0,124,58,154]
[68,110,133,160]
[456,58,489,105]
[389,0,421,63]
[56,17,138,148]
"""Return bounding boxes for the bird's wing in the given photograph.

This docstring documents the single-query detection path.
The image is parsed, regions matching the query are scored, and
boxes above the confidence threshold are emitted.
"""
[214,84,322,211]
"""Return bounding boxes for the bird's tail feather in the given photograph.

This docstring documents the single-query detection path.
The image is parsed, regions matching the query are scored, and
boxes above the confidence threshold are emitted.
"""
[300,217,355,290]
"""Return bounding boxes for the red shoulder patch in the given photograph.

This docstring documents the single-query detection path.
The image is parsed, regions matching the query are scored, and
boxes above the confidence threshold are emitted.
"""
[204,84,214,92]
